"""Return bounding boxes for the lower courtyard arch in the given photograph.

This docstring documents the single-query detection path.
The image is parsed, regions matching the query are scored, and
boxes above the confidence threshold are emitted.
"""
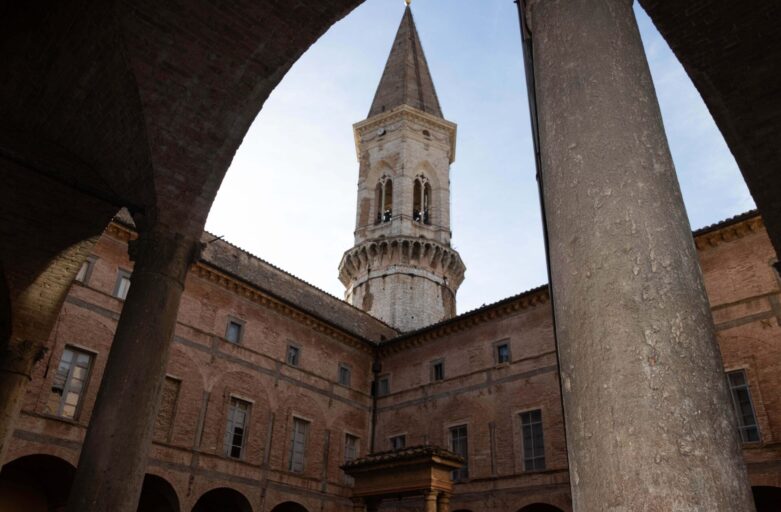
[192,487,252,512]
[270,501,309,512]
[753,486,781,512]
[137,473,180,512]
[0,453,75,511]
[517,505,565,512]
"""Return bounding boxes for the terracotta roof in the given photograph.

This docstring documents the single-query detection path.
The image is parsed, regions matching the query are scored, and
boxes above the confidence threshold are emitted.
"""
[693,209,758,236]
[342,445,463,470]
[368,6,443,119]
[111,210,398,343]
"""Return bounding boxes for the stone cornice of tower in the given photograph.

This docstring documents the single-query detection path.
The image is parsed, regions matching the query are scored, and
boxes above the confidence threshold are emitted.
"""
[353,104,457,163]
[338,236,466,291]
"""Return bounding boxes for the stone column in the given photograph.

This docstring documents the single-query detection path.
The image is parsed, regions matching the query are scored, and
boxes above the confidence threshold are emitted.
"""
[66,227,200,512]
[423,491,438,512]
[437,492,450,512]
[527,0,755,510]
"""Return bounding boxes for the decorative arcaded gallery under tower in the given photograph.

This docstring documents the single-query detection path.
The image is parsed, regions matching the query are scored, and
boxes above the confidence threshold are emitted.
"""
[0,2,779,512]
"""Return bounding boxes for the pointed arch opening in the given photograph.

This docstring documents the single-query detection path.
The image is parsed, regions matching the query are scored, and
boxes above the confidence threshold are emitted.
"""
[376,175,393,224]
[413,175,431,224]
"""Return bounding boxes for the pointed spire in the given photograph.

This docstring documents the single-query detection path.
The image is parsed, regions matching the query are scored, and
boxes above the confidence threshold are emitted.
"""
[368,6,443,119]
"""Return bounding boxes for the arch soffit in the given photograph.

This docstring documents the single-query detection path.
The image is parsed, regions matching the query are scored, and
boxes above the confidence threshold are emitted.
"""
[191,485,254,512]
[141,472,182,512]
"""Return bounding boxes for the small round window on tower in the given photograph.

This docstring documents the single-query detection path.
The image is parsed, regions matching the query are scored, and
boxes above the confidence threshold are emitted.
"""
[422,129,430,138]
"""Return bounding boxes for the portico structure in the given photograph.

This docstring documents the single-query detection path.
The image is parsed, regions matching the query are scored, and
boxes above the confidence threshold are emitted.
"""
[342,446,463,512]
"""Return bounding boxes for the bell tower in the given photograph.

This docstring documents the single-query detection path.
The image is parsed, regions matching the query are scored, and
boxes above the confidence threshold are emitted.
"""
[338,6,466,332]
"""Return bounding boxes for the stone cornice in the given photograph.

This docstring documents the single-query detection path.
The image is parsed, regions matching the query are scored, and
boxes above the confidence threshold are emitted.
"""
[379,286,550,356]
[694,213,763,251]
[353,105,457,162]
[104,221,376,354]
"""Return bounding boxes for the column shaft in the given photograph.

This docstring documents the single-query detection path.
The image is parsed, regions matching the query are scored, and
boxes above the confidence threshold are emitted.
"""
[66,227,199,512]
[423,491,438,512]
[529,0,754,510]
[437,492,451,512]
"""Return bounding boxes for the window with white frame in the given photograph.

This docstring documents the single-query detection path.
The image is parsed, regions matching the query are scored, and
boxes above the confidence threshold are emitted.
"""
[45,346,94,420]
[75,256,96,284]
[289,417,310,472]
[223,397,251,459]
[521,409,546,471]
[286,344,301,367]
[113,269,131,300]
[225,319,244,344]
[377,375,390,396]
[431,359,445,382]
[727,370,761,443]
[339,363,351,387]
[496,341,511,364]
[449,425,469,481]
[389,434,406,450]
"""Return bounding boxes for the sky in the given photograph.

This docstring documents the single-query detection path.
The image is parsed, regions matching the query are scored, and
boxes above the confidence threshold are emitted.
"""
[205,0,755,315]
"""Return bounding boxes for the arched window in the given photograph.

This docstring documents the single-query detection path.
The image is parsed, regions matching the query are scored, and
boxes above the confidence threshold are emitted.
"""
[413,175,431,225]
[375,175,393,224]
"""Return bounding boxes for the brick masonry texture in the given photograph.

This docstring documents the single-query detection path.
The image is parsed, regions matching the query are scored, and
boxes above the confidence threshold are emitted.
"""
[3,212,779,511]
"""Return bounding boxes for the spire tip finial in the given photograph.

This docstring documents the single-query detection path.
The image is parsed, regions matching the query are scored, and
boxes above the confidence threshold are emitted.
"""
[404,0,411,6]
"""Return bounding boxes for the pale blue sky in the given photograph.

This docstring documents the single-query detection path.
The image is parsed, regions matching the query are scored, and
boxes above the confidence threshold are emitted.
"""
[206,0,754,314]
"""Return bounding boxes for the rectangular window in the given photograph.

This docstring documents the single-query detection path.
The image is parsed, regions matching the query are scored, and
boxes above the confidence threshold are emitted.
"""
[289,418,310,472]
[431,360,445,382]
[154,377,181,443]
[727,370,761,443]
[224,397,251,459]
[75,256,96,284]
[390,434,406,450]
[521,409,546,471]
[376,376,390,396]
[113,269,131,300]
[345,434,359,462]
[286,344,301,367]
[225,319,244,344]
[45,347,94,420]
[496,342,511,364]
[449,425,469,481]
[338,363,351,387]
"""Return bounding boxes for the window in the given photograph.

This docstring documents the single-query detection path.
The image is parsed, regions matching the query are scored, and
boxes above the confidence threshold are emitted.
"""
[74,256,96,284]
[413,175,431,224]
[338,363,351,387]
[154,377,181,442]
[45,346,94,420]
[449,425,469,481]
[289,418,310,472]
[345,434,359,462]
[521,409,546,471]
[431,360,445,382]
[390,434,406,450]
[113,269,131,300]
[225,319,244,344]
[375,175,394,224]
[496,342,511,364]
[286,344,301,366]
[224,397,251,459]
[727,370,760,443]
[377,375,390,396]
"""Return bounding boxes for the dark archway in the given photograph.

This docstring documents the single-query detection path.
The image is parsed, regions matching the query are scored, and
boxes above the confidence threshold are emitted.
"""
[753,486,781,512]
[517,505,565,512]
[270,501,309,512]
[192,487,252,512]
[0,454,76,511]
[137,474,180,512]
